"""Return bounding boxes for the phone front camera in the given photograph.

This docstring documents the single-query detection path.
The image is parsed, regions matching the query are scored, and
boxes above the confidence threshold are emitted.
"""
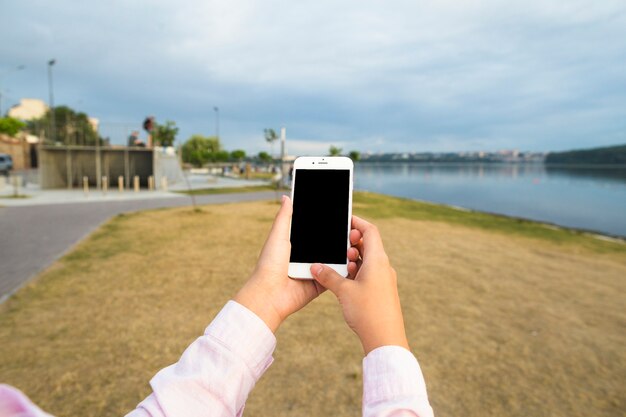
[312,162,315,164]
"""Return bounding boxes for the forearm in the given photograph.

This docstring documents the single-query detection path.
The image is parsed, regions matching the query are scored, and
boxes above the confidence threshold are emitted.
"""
[126,301,276,417]
[362,346,434,417]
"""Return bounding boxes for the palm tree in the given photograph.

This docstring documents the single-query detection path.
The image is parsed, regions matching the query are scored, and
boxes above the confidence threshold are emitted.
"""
[264,128,278,158]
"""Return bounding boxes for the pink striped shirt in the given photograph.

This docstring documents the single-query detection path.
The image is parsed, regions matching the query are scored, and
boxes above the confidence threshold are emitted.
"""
[0,301,433,417]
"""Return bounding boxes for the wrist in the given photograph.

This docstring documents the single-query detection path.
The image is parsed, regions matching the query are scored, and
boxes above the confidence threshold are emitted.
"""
[362,335,410,355]
[233,287,283,333]
[359,321,409,354]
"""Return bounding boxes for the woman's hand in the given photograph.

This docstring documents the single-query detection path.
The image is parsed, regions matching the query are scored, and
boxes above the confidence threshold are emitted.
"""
[233,196,325,332]
[311,215,409,354]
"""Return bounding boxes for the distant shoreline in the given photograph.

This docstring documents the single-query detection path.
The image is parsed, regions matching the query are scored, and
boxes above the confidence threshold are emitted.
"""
[355,160,626,168]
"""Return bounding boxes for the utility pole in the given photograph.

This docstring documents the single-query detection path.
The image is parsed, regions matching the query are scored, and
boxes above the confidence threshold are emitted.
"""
[47,59,56,143]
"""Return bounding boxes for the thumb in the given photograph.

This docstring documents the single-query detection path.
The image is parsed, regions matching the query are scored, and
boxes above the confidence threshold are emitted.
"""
[311,263,347,295]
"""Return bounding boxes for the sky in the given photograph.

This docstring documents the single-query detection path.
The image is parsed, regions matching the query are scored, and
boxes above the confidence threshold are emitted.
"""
[1,0,625,155]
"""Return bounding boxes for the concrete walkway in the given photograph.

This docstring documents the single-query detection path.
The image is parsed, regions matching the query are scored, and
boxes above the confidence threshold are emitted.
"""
[0,187,284,303]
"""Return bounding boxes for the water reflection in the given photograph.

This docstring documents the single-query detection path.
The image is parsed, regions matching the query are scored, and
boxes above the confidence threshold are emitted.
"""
[356,163,626,186]
[354,162,626,237]
[545,165,626,184]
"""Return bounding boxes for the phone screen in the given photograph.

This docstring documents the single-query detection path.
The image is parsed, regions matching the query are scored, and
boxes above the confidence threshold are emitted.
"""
[290,169,350,264]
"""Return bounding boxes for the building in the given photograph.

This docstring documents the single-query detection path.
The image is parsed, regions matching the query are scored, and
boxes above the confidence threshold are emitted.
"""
[8,98,48,121]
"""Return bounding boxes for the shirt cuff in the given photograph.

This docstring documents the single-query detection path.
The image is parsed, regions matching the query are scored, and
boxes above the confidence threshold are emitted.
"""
[204,300,277,378]
[363,345,430,405]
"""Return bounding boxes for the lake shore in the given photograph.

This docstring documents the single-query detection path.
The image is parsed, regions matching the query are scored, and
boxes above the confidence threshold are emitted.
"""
[354,162,626,237]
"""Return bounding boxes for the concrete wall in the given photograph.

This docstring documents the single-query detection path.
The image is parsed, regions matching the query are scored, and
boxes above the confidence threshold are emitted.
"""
[39,146,153,189]
[153,147,185,189]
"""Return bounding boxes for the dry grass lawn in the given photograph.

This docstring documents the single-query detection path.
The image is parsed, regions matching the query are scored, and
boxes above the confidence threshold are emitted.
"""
[1,193,625,417]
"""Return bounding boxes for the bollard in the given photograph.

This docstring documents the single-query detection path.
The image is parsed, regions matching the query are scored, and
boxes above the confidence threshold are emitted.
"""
[148,175,154,191]
[160,177,168,191]
[102,176,108,195]
[83,176,89,196]
[134,176,140,192]
[12,175,20,197]
[118,176,124,192]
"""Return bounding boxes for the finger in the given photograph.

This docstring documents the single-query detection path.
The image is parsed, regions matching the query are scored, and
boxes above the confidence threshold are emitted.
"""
[347,247,360,262]
[351,215,384,256]
[311,264,349,295]
[299,278,327,302]
[312,280,327,296]
[349,228,364,255]
[349,228,362,246]
[347,248,362,279]
[347,261,359,279]
[266,195,293,244]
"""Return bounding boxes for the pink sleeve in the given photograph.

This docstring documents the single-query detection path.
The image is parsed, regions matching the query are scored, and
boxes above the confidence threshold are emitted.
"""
[362,346,434,417]
[126,300,276,417]
[0,385,54,417]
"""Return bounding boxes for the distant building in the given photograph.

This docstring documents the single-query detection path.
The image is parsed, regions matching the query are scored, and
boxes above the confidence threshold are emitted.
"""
[89,117,99,132]
[8,98,48,121]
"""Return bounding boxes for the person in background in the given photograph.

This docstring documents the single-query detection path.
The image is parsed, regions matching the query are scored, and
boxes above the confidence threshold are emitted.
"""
[0,196,434,417]
[127,131,145,147]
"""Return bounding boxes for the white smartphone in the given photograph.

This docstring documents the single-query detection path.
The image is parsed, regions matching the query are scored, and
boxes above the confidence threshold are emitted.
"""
[288,156,354,279]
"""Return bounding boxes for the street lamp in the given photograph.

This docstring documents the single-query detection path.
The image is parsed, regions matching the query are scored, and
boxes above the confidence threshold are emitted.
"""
[0,64,25,116]
[213,106,219,139]
[47,59,56,143]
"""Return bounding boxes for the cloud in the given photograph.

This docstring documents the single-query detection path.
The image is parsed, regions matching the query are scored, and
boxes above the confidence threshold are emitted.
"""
[1,0,625,152]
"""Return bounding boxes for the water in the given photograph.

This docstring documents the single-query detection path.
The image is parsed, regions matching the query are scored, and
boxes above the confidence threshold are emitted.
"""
[354,163,626,237]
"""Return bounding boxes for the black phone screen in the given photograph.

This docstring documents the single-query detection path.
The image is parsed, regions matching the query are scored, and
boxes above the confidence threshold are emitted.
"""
[290,169,350,264]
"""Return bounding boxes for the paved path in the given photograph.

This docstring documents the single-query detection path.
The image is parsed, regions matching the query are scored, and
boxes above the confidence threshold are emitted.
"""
[0,191,281,302]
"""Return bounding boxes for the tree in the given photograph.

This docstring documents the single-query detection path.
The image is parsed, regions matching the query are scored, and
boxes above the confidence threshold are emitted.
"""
[264,128,278,157]
[28,106,101,145]
[153,120,179,147]
[214,150,230,162]
[329,145,342,156]
[181,135,222,167]
[0,117,26,137]
[258,151,272,163]
[231,149,246,161]
[349,150,361,161]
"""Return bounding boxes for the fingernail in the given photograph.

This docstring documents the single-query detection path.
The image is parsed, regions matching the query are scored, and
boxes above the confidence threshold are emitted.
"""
[281,195,287,205]
[312,263,323,276]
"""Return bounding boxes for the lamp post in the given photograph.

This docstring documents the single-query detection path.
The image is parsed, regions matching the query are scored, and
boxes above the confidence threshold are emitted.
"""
[47,59,56,143]
[213,106,219,139]
[0,64,25,116]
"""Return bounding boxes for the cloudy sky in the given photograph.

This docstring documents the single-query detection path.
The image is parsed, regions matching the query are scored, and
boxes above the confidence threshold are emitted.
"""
[1,0,625,154]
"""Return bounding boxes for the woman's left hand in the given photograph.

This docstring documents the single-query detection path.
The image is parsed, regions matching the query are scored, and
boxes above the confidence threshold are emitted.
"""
[233,196,326,332]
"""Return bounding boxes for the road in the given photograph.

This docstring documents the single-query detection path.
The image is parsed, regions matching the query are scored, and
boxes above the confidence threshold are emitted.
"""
[0,191,281,302]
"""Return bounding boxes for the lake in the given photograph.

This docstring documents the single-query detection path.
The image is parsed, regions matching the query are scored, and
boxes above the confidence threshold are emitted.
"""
[354,163,626,238]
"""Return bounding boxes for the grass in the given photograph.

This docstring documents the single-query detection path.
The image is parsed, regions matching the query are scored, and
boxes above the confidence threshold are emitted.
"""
[175,185,277,195]
[0,193,625,417]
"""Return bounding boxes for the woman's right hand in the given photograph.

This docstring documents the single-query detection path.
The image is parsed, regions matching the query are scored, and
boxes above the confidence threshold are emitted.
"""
[311,215,409,355]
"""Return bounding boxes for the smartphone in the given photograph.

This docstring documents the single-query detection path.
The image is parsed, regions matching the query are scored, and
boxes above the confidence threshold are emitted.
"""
[288,156,354,279]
